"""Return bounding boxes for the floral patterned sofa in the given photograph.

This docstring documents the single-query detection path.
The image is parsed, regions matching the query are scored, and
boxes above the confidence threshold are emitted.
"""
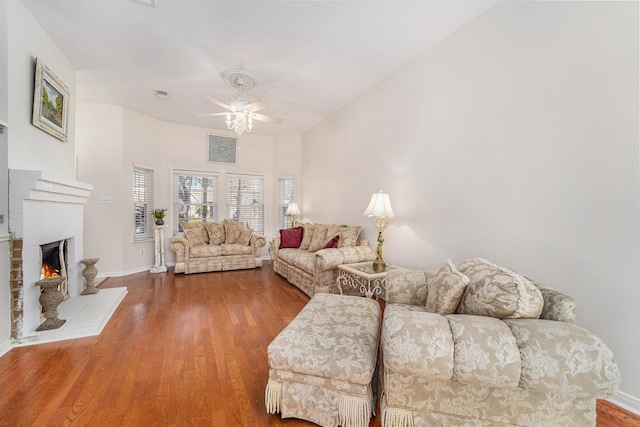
[381,257,621,427]
[272,222,377,297]
[169,219,266,274]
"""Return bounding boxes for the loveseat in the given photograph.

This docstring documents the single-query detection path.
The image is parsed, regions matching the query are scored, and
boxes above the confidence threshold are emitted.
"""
[170,219,266,274]
[381,257,620,427]
[272,222,377,297]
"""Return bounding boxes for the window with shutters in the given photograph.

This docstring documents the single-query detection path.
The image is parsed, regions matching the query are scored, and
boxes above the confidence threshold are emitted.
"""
[227,174,264,234]
[278,177,294,230]
[133,165,154,241]
[172,170,218,233]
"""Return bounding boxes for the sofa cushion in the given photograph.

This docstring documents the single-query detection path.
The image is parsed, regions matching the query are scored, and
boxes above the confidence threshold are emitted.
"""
[190,244,223,258]
[446,314,521,389]
[236,228,253,245]
[298,223,315,250]
[181,221,209,245]
[338,226,362,248]
[224,219,244,244]
[280,226,304,249]
[307,224,330,252]
[203,221,225,245]
[323,235,340,249]
[425,260,469,315]
[278,248,316,275]
[456,258,544,319]
[220,243,254,256]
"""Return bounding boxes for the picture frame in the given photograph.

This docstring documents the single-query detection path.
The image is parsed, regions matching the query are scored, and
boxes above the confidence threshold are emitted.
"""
[207,133,237,164]
[32,58,69,142]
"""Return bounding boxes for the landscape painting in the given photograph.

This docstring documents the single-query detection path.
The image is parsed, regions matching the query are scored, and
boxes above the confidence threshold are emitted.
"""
[32,58,69,142]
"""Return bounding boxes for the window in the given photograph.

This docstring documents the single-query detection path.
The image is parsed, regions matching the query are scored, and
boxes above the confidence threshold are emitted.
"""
[133,165,154,241]
[278,177,294,230]
[173,170,218,232]
[227,174,264,234]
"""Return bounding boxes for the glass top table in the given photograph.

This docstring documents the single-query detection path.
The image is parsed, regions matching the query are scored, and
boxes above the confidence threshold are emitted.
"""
[337,262,399,299]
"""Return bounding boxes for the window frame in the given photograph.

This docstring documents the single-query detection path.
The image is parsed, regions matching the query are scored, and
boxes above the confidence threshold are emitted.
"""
[277,177,294,230]
[226,173,265,234]
[172,169,218,233]
[133,164,154,242]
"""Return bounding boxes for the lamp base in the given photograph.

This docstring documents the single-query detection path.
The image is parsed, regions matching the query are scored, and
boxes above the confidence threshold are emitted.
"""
[372,259,386,273]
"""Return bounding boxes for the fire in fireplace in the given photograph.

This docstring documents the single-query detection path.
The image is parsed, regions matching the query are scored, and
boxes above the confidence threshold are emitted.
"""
[40,240,69,302]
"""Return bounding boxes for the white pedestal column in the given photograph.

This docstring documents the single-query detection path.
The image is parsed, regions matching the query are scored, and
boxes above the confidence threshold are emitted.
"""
[151,225,168,273]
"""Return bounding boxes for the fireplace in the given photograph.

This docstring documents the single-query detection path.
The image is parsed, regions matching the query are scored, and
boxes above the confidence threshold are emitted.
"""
[39,240,69,318]
[8,170,92,341]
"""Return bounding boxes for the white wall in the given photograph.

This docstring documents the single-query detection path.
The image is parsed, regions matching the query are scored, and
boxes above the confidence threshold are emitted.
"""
[0,0,10,355]
[6,0,76,177]
[302,1,639,409]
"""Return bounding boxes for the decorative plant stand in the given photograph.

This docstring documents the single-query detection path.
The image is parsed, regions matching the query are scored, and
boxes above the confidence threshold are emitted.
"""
[81,258,100,295]
[151,225,168,273]
[35,277,66,331]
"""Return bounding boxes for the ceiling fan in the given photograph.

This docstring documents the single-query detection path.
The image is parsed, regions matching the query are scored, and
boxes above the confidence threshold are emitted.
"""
[198,69,283,136]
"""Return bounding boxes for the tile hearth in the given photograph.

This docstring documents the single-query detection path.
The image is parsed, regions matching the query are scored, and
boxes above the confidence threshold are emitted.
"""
[14,286,127,346]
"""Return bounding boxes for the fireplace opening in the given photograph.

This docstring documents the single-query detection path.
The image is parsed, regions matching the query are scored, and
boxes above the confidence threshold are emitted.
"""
[39,240,69,317]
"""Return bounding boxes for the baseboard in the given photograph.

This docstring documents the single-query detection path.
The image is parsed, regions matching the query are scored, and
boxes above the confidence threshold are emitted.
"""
[97,265,153,278]
[0,338,12,358]
[608,391,640,415]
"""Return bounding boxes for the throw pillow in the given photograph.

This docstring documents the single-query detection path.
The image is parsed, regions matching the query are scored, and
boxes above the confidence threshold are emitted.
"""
[456,258,544,319]
[307,224,330,252]
[224,219,244,244]
[183,227,206,246]
[338,226,362,248]
[323,235,340,249]
[236,228,253,246]
[180,221,208,245]
[425,260,469,315]
[298,223,316,250]
[203,221,225,245]
[279,227,304,249]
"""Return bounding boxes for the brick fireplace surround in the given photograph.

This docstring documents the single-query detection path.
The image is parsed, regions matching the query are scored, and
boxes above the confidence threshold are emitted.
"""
[9,170,92,342]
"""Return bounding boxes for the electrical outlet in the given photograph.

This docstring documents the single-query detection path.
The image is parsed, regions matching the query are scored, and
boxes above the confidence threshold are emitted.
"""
[99,196,111,204]
[139,249,144,255]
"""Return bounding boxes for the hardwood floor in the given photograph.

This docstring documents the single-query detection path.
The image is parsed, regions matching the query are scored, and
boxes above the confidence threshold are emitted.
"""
[0,264,637,426]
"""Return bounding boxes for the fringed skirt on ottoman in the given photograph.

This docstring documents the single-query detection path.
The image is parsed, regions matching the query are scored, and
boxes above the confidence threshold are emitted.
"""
[266,293,381,427]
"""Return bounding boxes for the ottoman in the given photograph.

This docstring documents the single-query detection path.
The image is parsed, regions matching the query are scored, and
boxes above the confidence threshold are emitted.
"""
[265,293,381,427]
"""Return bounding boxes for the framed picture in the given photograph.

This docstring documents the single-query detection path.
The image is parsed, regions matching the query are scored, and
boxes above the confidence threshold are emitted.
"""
[32,58,69,142]
[207,133,237,164]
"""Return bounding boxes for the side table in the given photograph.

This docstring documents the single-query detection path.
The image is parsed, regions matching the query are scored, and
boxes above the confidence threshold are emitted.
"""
[337,262,398,300]
[151,224,168,273]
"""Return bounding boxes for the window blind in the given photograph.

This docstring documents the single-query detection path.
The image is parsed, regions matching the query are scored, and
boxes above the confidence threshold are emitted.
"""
[133,166,154,241]
[227,174,264,234]
[172,170,218,233]
[278,177,294,230]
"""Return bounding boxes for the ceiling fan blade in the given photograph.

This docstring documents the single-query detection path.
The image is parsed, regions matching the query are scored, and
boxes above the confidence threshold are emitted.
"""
[200,94,231,110]
[197,112,229,117]
[245,99,269,112]
[253,113,283,125]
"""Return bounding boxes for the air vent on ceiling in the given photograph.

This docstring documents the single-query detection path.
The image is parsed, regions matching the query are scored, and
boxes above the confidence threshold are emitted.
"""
[154,89,170,100]
[131,0,156,7]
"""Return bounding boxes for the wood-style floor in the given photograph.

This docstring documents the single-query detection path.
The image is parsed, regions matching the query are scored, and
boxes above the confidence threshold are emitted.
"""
[0,263,637,426]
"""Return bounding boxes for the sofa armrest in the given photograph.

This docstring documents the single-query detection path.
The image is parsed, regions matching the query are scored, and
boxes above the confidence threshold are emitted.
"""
[385,268,435,306]
[314,246,377,274]
[526,278,576,324]
[250,233,266,257]
[169,235,190,262]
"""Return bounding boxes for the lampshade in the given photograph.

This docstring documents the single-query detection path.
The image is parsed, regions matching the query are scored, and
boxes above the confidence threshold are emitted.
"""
[286,202,301,216]
[363,190,395,219]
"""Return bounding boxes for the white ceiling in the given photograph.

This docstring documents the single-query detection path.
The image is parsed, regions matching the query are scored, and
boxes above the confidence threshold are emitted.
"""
[20,0,498,137]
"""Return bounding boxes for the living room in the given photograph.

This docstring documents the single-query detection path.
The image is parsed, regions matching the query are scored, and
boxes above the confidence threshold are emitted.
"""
[0,0,638,424]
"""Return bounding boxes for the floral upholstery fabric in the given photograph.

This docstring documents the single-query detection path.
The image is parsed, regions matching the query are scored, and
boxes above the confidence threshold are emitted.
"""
[385,268,434,306]
[203,221,225,245]
[298,223,315,250]
[307,224,330,252]
[180,221,209,245]
[272,232,377,297]
[425,260,469,315]
[380,259,621,427]
[169,232,266,274]
[236,228,253,245]
[338,226,362,248]
[527,277,576,323]
[223,219,244,244]
[457,258,544,319]
[266,293,380,427]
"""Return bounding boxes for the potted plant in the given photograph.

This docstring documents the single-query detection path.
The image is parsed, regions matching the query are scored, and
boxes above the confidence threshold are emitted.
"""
[152,208,167,225]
